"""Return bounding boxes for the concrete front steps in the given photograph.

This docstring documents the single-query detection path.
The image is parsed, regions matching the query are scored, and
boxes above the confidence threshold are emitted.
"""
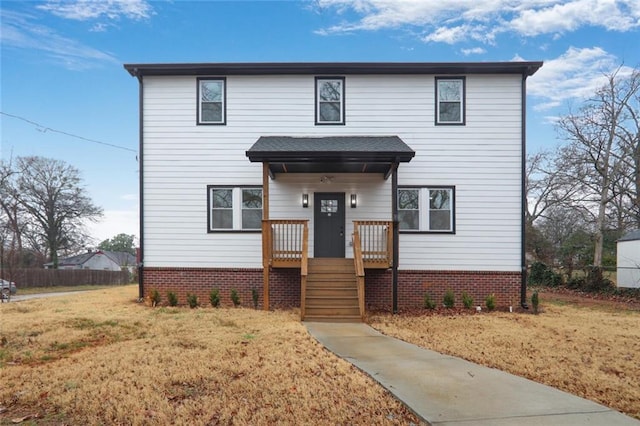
[303,258,361,322]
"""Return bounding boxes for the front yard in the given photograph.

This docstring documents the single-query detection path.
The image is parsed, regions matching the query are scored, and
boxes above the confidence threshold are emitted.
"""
[0,286,420,425]
[368,290,640,420]
[2,285,639,423]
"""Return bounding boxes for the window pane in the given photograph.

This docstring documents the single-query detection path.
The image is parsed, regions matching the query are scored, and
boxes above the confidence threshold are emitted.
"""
[242,189,262,208]
[399,211,419,230]
[212,189,232,208]
[430,190,451,210]
[321,199,338,213]
[438,80,461,101]
[439,102,461,122]
[212,210,233,229]
[319,102,341,122]
[429,210,451,230]
[201,81,223,102]
[242,210,262,229]
[319,81,341,101]
[202,102,222,122]
[398,190,419,209]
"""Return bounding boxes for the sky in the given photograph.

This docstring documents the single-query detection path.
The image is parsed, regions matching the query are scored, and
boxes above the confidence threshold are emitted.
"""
[1,0,639,246]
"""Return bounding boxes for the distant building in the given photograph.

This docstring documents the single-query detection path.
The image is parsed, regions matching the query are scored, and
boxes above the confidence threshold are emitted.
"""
[617,230,640,289]
[44,250,136,273]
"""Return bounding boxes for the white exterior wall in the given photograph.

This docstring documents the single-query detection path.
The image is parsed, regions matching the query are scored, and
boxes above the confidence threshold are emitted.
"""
[142,74,523,271]
[617,240,640,288]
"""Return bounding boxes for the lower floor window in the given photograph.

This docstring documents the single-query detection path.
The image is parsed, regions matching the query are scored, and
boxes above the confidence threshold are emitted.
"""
[398,186,454,232]
[208,186,262,231]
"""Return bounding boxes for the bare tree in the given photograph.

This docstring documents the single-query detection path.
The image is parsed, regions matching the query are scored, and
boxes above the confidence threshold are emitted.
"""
[12,156,103,268]
[556,67,639,267]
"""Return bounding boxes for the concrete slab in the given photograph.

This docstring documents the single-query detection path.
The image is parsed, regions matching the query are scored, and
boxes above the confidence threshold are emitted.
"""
[305,322,639,426]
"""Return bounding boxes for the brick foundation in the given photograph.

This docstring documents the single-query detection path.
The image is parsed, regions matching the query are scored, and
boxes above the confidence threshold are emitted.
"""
[142,267,521,311]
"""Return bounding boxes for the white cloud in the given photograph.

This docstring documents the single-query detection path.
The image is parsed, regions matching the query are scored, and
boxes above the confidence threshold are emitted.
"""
[314,0,640,43]
[461,47,487,56]
[0,10,118,70]
[528,46,634,111]
[36,0,153,21]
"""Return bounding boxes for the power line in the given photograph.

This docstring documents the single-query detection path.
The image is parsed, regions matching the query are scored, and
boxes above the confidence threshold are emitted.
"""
[1,111,138,154]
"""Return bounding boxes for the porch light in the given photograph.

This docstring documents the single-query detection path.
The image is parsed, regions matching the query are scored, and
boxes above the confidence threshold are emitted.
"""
[350,194,357,208]
[302,193,309,208]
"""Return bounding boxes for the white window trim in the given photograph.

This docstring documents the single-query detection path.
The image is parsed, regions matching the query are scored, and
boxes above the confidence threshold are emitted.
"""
[198,77,226,125]
[435,77,465,125]
[315,77,345,125]
[399,187,455,233]
[208,186,262,232]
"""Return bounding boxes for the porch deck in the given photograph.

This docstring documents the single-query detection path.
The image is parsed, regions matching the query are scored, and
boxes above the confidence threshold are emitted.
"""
[262,220,393,320]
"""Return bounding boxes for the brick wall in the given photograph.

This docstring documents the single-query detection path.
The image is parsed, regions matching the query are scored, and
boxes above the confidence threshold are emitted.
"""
[143,267,301,309]
[366,269,521,311]
[143,267,521,311]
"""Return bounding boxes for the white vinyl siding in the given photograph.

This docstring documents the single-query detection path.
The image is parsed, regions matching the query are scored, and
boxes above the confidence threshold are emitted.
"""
[141,74,523,271]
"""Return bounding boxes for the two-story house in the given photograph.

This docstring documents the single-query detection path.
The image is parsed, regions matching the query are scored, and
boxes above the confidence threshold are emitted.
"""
[124,61,542,320]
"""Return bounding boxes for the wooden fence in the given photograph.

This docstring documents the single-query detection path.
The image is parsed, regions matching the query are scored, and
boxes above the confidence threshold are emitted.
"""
[4,269,133,288]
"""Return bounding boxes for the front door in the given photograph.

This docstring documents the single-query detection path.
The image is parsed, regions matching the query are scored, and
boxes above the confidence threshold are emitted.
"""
[314,192,346,258]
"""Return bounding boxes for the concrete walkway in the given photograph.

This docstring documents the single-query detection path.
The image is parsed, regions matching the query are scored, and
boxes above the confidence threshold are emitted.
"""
[305,322,639,426]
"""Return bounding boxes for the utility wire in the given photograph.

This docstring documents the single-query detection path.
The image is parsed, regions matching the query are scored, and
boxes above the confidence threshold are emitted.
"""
[1,111,138,154]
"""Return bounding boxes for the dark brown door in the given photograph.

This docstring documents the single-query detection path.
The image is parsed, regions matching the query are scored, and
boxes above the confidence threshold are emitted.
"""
[314,192,345,258]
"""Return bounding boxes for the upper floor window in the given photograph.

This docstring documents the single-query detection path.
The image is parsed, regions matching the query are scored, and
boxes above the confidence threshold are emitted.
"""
[198,78,226,125]
[398,187,455,233]
[435,77,465,125]
[316,77,345,125]
[208,186,262,231]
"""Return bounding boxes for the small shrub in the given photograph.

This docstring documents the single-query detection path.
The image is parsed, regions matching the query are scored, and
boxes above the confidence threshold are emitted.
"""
[187,293,198,309]
[251,288,259,309]
[485,294,496,311]
[209,289,220,307]
[230,289,241,307]
[424,292,436,310]
[461,292,473,309]
[150,289,161,307]
[584,267,614,292]
[531,290,539,314]
[167,291,178,307]
[566,276,585,289]
[527,261,564,287]
[443,289,455,308]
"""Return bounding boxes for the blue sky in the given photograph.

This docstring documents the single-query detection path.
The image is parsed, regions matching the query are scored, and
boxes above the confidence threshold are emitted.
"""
[1,0,639,244]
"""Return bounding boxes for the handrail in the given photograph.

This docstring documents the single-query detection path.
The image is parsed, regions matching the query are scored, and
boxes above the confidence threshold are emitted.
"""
[352,227,365,320]
[300,222,309,320]
[353,220,393,268]
[265,219,309,267]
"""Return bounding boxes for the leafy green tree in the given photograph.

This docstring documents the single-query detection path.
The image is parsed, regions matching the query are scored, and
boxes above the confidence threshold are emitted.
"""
[99,233,136,255]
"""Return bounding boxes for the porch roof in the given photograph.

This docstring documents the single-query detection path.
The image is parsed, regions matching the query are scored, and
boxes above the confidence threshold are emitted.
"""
[246,136,415,177]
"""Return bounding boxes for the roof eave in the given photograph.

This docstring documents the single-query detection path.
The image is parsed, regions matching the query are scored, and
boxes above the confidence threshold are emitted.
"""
[124,61,543,78]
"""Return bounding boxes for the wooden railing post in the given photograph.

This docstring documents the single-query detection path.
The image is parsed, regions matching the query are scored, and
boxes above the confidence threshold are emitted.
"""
[300,222,309,320]
[262,220,271,311]
[352,227,366,320]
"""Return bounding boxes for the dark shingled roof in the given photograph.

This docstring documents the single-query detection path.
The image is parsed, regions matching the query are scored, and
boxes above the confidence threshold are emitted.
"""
[246,136,415,177]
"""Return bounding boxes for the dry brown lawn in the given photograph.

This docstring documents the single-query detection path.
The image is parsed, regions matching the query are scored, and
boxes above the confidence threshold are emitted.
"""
[0,286,422,425]
[368,291,640,420]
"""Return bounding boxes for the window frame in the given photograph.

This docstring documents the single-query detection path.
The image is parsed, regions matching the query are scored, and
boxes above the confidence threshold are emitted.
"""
[315,76,345,125]
[197,77,227,125]
[435,77,465,126]
[398,186,455,234]
[207,185,263,232]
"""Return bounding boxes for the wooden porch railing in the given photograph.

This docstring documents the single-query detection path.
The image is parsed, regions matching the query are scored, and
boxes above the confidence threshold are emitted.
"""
[353,220,393,269]
[300,223,309,320]
[263,220,309,268]
[352,227,366,320]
